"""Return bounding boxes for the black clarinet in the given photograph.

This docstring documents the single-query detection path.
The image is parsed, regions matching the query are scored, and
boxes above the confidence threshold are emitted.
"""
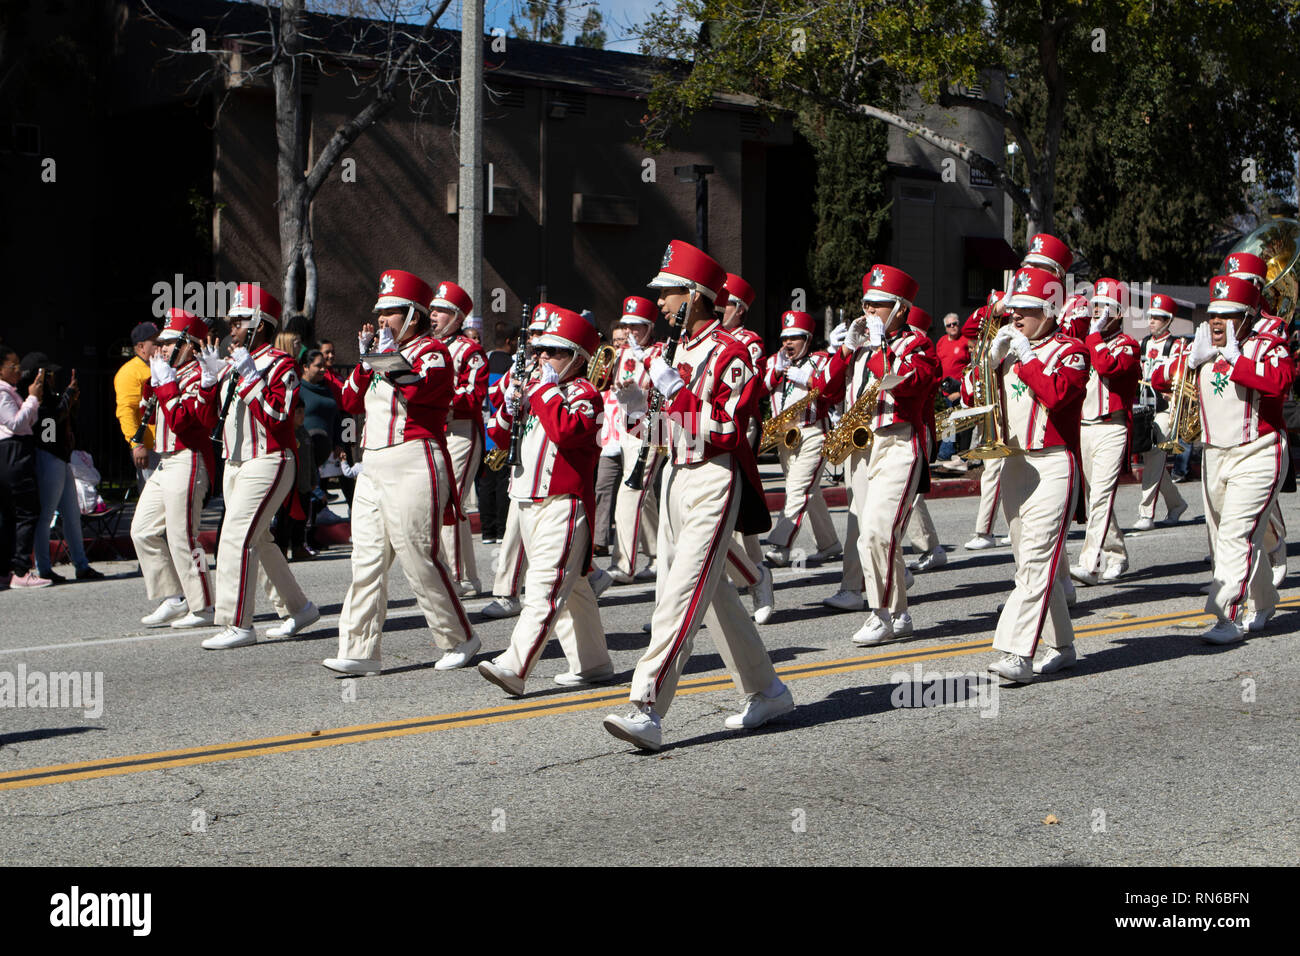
[506,301,530,468]
[624,301,689,490]
[210,367,238,449]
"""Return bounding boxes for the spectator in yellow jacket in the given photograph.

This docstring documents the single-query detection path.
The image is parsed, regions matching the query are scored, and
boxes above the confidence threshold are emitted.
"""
[114,322,159,489]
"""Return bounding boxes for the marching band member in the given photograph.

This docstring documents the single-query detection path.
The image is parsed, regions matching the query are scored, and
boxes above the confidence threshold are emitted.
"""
[819,265,939,645]
[481,304,550,620]
[902,306,946,572]
[1057,293,1091,342]
[1162,275,1293,643]
[1223,252,1289,587]
[961,293,1009,551]
[607,295,663,584]
[432,280,487,596]
[603,240,792,752]
[761,311,841,566]
[477,307,613,695]
[1134,293,1189,530]
[967,266,1089,682]
[323,270,479,675]
[130,309,217,628]
[1071,278,1140,585]
[197,284,318,649]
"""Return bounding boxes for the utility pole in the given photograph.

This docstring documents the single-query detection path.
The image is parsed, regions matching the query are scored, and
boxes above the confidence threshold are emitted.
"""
[458,0,484,312]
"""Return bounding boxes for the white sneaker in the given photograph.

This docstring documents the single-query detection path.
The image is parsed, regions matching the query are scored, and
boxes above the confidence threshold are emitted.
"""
[141,597,187,627]
[987,652,1034,683]
[477,660,525,696]
[554,663,615,687]
[1161,502,1188,525]
[763,545,790,567]
[1070,564,1100,586]
[170,608,216,628]
[724,685,794,730]
[635,565,657,582]
[751,564,775,625]
[852,611,895,646]
[1241,608,1273,633]
[265,601,321,638]
[1201,619,1245,645]
[458,578,481,597]
[1101,561,1127,583]
[589,567,613,599]
[481,597,522,619]
[996,535,1011,546]
[812,545,843,562]
[201,626,256,650]
[435,633,481,670]
[608,569,636,585]
[964,534,995,550]
[823,589,864,611]
[1132,516,1155,531]
[1033,645,1077,675]
[912,548,947,571]
[602,705,663,751]
[1272,564,1286,588]
[892,611,914,638]
[322,657,382,677]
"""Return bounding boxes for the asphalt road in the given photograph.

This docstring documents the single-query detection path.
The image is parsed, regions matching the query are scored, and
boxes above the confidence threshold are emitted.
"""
[2,482,1296,866]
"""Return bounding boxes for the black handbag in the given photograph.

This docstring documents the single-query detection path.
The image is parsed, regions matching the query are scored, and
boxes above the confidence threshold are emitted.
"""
[1131,405,1155,455]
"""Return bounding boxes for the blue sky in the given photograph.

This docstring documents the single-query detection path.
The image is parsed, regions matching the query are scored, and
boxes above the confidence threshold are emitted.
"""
[479,0,669,52]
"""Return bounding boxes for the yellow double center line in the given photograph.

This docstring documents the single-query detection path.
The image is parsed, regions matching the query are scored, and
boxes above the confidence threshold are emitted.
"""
[2,599,1293,791]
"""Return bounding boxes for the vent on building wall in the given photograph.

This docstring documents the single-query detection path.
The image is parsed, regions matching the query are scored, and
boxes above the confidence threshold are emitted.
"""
[493,87,526,109]
[740,114,764,138]
[572,193,638,226]
[901,184,935,203]
[549,93,587,117]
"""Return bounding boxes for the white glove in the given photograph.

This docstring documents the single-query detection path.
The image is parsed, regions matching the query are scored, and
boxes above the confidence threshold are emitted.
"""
[376,327,396,353]
[648,356,684,399]
[1221,328,1242,365]
[843,318,866,352]
[988,325,1016,363]
[231,347,258,384]
[151,356,177,386]
[1089,313,1108,336]
[786,365,813,388]
[620,385,646,417]
[774,350,791,372]
[865,315,884,348]
[1010,331,1034,365]
[1188,322,1215,368]
[828,322,848,350]
[538,363,559,386]
[358,328,375,354]
[198,344,223,388]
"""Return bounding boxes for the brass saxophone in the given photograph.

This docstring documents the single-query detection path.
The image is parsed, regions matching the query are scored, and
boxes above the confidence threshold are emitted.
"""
[759,388,822,453]
[1156,357,1201,452]
[822,379,884,466]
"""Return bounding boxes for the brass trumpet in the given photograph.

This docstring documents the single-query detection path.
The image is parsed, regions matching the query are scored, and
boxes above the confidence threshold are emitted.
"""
[586,343,617,391]
[1156,361,1200,453]
[759,388,821,453]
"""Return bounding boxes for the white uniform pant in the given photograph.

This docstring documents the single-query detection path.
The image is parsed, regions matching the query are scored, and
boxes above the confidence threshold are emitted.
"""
[1138,411,1187,521]
[491,504,527,599]
[612,430,659,575]
[974,455,1004,536]
[629,457,777,715]
[495,496,609,679]
[906,495,939,553]
[840,447,871,594]
[857,424,922,615]
[1266,501,1287,576]
[337,439,473,661]
[994,449,1077,657]
[1203,433,1286,623]
[1078,421,1129,573]
[215,452,309,629]
[130,449,213,612]
[441,418,482,583]
[768,426,838,552]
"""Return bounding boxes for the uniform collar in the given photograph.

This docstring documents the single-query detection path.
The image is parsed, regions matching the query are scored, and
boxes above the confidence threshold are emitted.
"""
[685,318,721,348]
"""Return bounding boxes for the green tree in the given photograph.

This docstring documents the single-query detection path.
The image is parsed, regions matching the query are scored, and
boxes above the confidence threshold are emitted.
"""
[511,0,569,43]
[576,7,606,48]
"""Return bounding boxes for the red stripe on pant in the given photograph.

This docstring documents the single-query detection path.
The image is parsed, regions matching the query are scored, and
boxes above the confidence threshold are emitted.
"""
[520,498,579,674]
[1088,459,1122,575]
[233,455,286,627]
[653,469,736,699]
[424,441,473,640]
[452,430,482,578]
[509,539,526,595]
[188,454,211,608]
[980,475,1002,535]
[1030,455,1076,656]
[727,548,757,587]
[1229,439,1283,621]
[881,433,921,606]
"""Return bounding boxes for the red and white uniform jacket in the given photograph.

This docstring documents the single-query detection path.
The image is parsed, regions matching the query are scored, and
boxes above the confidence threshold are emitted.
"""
[487,373,601,529]
[611,341,665,429]
[142,361,217,477]
[819,327,939,433]
[1254,311,1288,339]
[727,326,765,370]
[201,344,298,462]
[1140,332,1188,393]
[1155,334,1294,448]
[443,333,488,426]
[963,332,1089,453]
[340,335,454,451]
[762,349,833,430]
[1082,330,1140,423]
[657,319,769,533]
